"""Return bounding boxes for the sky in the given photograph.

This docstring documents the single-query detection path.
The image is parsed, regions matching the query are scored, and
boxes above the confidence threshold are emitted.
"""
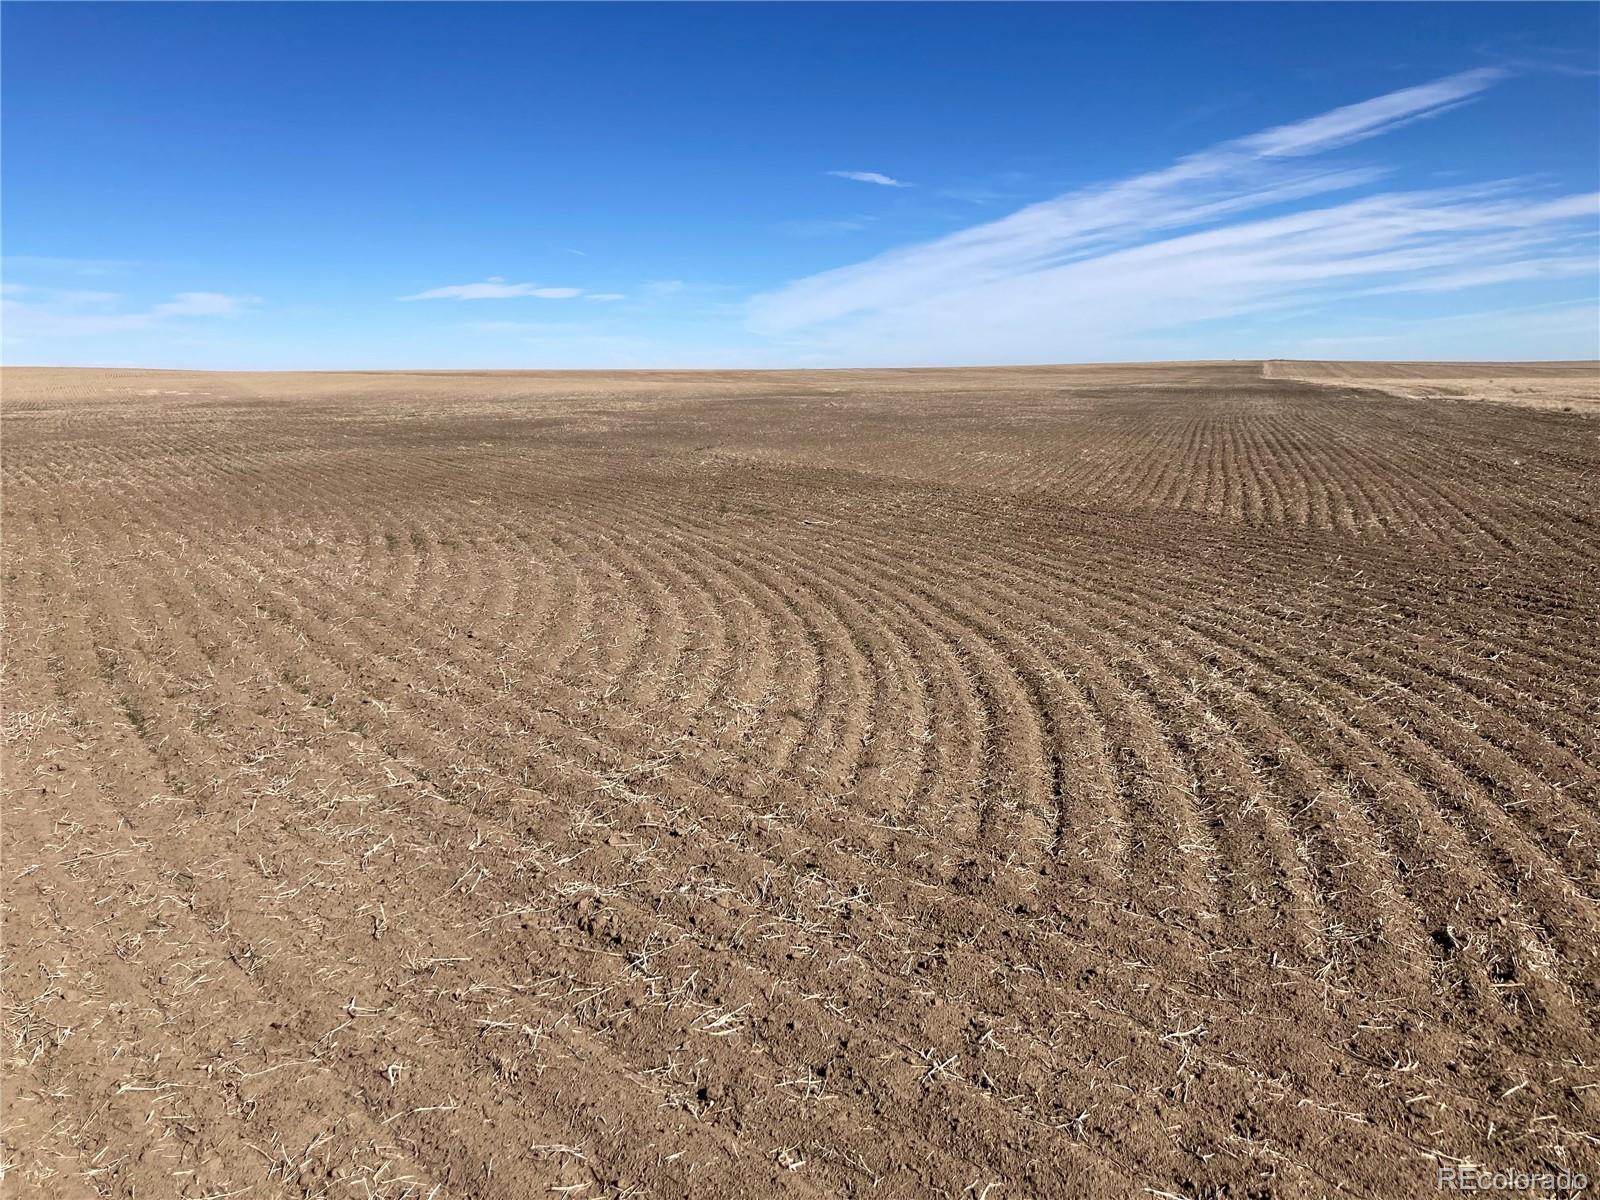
[3,2,1597,369]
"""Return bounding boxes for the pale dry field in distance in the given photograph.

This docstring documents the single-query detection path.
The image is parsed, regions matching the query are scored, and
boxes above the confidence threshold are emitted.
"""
[1264,359,1600,414]
[3,360,1599,1198]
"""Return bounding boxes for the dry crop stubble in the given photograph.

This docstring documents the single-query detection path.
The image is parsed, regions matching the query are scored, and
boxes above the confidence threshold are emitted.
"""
[3,360,1598,1198]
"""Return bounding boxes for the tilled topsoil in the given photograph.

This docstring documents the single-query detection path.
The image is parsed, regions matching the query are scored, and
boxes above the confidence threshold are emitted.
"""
[4,362,1598,1198]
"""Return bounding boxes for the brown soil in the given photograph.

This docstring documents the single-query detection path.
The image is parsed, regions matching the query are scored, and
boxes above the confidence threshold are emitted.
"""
[4,362,1598,1198]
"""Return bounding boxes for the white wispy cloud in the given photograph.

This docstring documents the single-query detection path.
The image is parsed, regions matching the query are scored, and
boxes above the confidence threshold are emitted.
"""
[827,170,911,188]
[2,255,143,277]
[754,70,1597,364]
[585,293,627,302]
[1236,68,1502,156]
[2,287,258,339]
[155,292,253,317]
[777,216,873,237]
[398,277,584,300]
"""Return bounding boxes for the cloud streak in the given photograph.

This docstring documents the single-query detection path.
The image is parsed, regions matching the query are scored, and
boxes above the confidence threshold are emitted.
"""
[777,216,873,237]
[827,170,911,187]
[754,70,1596,364]
[2,287,258,339]
[399,277,585,300]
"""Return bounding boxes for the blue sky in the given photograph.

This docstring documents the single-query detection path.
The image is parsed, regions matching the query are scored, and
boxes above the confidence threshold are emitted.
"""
[3,2,1597,368]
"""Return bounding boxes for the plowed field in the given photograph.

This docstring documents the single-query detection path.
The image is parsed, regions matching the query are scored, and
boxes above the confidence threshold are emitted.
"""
[4,362,1598,1198]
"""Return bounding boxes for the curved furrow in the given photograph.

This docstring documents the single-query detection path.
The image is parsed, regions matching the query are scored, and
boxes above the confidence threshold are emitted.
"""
[1295,401,1525,547]
[1071,605,1562,1016]
[697,516,1086,879]
[617,489,1030,857]
[989,517,1600,857]
[1136,603,1600,1025]
[1314,646,1600,889]
[707,529,984,839]
[1248,413,1299,528]
[162,544,1465,1196]
[1032,617,1227,920]
[530,494,976,850]
[819,499,1593,1004]
[1003,523,1597,924]
[40,541,598,1194]
[444,464,838,784]
[1073,627,1331,962]
[711,502,1223,908]
[107,526,1201,1193]
[1258,409,1379,537]
[825,518,1414,985]
[147,502,1222,1049]
[46,547,881,1200]
[958,490,1600,739]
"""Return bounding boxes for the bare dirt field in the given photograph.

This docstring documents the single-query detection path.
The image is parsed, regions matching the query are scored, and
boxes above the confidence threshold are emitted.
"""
[4,361,1599,1198]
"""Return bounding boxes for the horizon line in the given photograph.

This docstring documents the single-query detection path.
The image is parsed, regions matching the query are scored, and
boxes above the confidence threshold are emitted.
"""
[4,356,1598,376]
